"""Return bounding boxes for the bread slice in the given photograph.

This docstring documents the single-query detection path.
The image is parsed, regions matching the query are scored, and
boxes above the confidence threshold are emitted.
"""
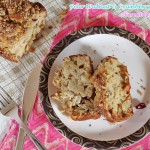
[91,56,133,123]
[52,54,100,120]
[0,0,47,62]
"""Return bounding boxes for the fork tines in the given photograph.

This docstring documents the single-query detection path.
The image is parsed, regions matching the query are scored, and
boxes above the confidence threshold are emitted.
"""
[0,86,16,115]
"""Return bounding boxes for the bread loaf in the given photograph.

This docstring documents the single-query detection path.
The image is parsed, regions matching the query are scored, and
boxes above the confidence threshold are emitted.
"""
[91,56,133,123]
[0,0,47,62]
[52,54,100,120]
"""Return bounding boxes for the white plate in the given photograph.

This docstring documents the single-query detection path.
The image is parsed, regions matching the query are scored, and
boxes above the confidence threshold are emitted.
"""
[48,34,150,141]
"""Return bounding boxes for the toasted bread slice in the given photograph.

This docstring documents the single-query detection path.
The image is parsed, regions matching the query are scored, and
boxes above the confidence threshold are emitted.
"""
[91,56,133,123]
[52,54,100,120]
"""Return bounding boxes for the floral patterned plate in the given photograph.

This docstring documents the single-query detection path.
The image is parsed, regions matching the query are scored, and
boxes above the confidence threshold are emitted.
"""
[39,26,150,149]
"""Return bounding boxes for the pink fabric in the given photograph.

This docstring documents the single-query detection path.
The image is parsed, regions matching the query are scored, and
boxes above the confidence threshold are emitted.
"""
[0,1,150,150]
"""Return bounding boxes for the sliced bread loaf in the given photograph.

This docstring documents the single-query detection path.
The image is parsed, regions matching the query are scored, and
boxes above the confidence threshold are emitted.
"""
[91,56,133,123]
[52,54,100,120]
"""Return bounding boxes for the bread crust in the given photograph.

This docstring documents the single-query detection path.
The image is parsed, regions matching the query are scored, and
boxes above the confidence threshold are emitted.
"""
[71,112,100,121]
[0,48,18,62]
[52,54,100,121]
[91,56,133,123]
[0,0,47,62]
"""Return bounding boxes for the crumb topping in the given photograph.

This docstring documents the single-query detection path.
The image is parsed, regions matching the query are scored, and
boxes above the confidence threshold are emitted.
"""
[0,0,47,61]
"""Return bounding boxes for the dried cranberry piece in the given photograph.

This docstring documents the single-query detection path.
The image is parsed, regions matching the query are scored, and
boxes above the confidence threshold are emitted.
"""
[136,103,146,109]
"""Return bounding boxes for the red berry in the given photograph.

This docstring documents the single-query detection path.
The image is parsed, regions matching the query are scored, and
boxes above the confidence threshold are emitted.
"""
[136,103,146,109]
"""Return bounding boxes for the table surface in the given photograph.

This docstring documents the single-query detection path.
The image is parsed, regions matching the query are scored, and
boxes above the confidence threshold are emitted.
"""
[0,0,150,145]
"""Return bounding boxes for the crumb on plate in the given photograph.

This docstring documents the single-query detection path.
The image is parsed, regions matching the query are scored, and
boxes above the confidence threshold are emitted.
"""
[93,50,97,54]
[137,89,143,96]
[140,85,146,90]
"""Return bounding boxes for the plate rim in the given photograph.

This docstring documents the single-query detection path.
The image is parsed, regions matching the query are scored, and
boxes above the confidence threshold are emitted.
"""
[39,26,150,149]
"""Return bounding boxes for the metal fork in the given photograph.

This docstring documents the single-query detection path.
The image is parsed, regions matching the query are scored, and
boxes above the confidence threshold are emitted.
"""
[0,87,46,150]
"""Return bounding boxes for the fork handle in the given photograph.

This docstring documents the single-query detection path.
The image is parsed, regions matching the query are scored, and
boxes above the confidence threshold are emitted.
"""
[15,128,25,150]
[16,117,46,150]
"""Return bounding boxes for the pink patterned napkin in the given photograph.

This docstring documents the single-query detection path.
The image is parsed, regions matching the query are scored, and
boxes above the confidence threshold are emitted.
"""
[0,1,150,150]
